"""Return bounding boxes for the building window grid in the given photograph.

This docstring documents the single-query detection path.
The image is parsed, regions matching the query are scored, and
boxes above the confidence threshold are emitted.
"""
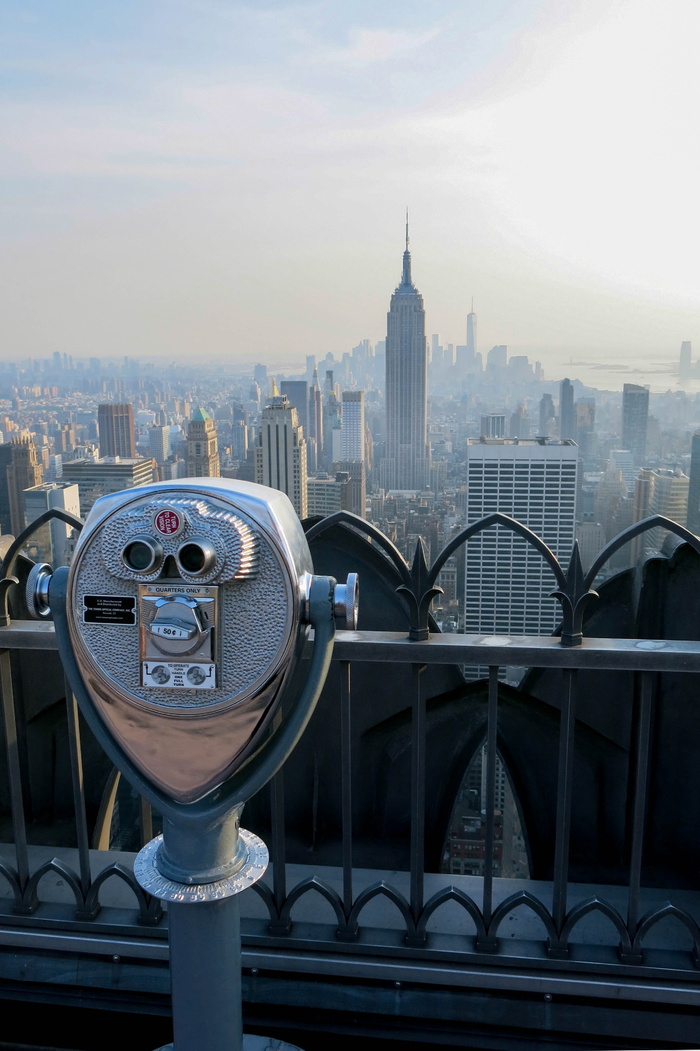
[465,450,577,647]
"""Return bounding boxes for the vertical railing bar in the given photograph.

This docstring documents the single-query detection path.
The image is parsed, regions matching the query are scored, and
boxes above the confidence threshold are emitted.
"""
[0,650,30,887]
[627,671,653,936]
[140,796,154,847]
[269,767,287,916]
[339,660,353,912]
[264,700,287,926]
[482,665,499,926]
[64,682,92,894]
[409,664,426,919]
[551,668,578,933]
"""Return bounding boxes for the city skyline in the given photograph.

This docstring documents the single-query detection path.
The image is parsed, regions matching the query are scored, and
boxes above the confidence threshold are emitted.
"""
[0,1,698,369]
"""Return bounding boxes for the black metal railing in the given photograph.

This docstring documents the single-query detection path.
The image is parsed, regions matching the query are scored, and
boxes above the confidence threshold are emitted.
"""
[0,509,699,1015]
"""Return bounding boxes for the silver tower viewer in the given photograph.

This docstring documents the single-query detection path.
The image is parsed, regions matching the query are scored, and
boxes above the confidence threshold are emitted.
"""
[28,477,358,1051]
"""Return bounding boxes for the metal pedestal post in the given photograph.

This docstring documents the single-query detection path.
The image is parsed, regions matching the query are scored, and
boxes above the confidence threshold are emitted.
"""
[168,895,243,1050]
[136,826,303,1051]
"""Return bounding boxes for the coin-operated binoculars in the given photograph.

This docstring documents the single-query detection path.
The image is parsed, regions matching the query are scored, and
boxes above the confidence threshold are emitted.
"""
[28,479,358,1051]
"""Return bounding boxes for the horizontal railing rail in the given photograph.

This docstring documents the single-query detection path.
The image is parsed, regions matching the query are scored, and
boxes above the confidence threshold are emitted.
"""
[0,620,698,992]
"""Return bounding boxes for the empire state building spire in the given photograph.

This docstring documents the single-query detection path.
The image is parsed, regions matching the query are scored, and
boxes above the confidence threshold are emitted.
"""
[401,208,414,288]
[380,217,431,492]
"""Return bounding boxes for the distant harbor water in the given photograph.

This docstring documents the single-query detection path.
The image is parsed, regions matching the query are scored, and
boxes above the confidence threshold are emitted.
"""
[539,353,697,394]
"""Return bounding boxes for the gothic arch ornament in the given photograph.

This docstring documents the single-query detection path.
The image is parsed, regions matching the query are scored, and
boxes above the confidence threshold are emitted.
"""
[307,510,700,645]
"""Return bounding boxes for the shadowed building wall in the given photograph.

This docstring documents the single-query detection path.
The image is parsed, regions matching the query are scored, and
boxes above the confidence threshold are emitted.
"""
[97,403,136,459]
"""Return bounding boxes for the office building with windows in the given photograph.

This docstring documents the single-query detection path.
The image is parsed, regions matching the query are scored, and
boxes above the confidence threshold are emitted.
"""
[254,396,308,519]
[148,425,171,465]
[622,383,649,465]
[464,439,578,675]
[62,457,156,517]
[97,403,136,459]
[633,467,689,555]
[0,437,45,535]
[331,458,366,519]
[307,472,351,517]
[23,482,80,567]
[480,414,506,439]
[186,408,220,478]
[340,391,365,462]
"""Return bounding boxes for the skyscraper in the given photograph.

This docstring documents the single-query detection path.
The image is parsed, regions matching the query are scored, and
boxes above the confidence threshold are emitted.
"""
[622,383,649,465]
[559,379,575,441]
[688,431,700,535]
[23,482,80,567]
[609,449,635,493]
[253,364,268,396]
[381,216,430,491]
[634,467,689,554]
[307,472,351,517]
[97,403,136,459]
[466,299,477,360]
[308,368,323,464]
[148,425,171,465]
[186,408,220,477]
[539,393,555,437]
[679,341,692,383]
[332,458,366,519]
[0,437,44,535]
[254,396,308,519]
[340,391,365,461]
[487,345,508,371]
[480,414,506,439]
[280,381,309,437]
[464,438,578,678]
[323,391,342,469]
[574,397,596,461]
[509,406,530,439]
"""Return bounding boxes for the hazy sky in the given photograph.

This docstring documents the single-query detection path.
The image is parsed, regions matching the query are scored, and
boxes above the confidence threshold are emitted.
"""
[1,0,698,371]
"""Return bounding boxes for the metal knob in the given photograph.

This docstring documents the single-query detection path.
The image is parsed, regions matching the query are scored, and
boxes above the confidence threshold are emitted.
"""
[26,562,53,619]
[333,573,359,630]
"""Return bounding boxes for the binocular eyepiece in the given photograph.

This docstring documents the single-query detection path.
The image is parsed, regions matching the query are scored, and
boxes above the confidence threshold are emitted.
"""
[121,534,218,578]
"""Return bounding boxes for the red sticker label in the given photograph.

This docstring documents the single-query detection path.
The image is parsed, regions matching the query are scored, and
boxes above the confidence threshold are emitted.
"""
[154,509,181,536]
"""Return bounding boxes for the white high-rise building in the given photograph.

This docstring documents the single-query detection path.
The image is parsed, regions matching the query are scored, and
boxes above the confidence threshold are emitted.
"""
[340,391,365,461]
[464,439,578,677]
[255,396,308,519]
[148,424,171,465]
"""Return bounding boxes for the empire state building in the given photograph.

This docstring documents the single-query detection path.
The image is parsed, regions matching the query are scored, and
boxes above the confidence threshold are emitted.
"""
[381,218,431,492]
